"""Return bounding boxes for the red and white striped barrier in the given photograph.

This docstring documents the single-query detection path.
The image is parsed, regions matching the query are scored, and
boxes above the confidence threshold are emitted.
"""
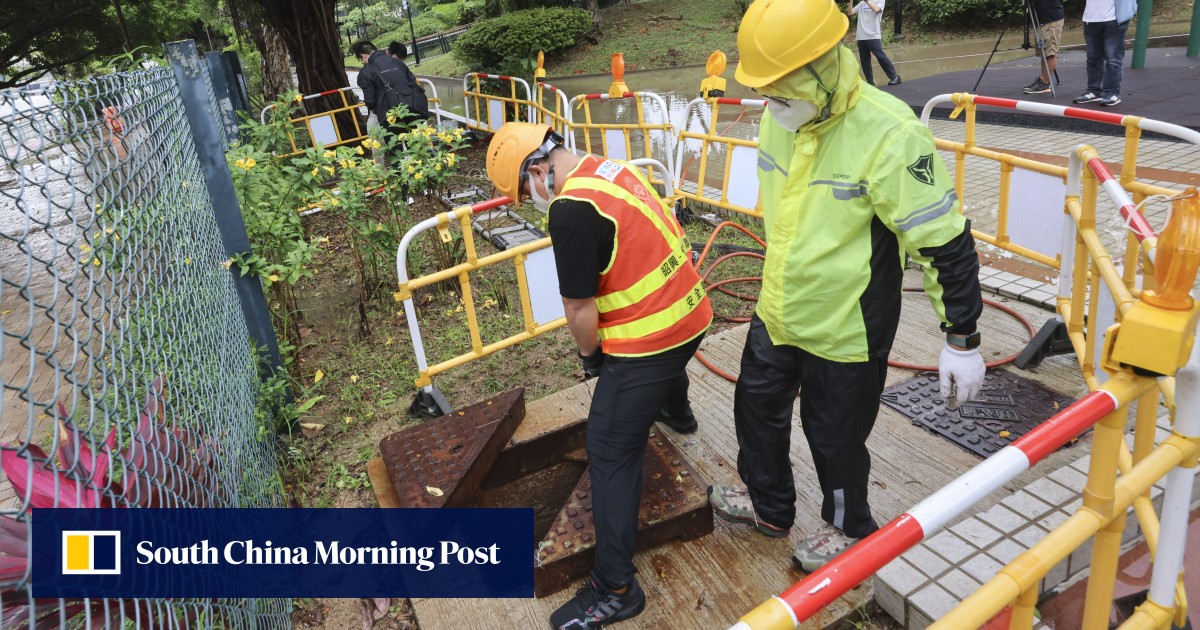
[1086,155,1158,242]
[711,97,768,107]
[728,388,1120,630]
[920,93,1200,147]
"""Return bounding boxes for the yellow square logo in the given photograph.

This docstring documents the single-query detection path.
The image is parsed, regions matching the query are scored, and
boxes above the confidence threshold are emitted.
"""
[61,531,121,575]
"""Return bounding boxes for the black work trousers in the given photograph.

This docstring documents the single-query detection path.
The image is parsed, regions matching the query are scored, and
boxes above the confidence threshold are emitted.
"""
[857,39,899,85]
[587,334,702,590]
[733,315,885,539]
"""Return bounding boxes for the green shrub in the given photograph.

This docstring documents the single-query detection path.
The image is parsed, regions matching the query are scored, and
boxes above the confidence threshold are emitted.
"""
[426,3,463,26]
[452,7,591,74]
[908,0,1021,28]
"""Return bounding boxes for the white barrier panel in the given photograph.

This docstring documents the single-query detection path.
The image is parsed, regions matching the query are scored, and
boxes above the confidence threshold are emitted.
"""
[604,129,628,160]
[1008,167,1066,259]
[310,115,338,146]
[727,144,760,210]
[488,100,505,131]
[524,248,566,325]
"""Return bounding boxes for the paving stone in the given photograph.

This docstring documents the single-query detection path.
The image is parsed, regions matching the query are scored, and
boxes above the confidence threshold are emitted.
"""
[939,568,982,599]
[1015,277,1044,289]
[909,583,960,622]
[902,544,951,579]
[987,538,1026,565]
[980,275,1006,291]
[1038,509,1070,531]
[980,504,1029,531]
[999,284,1031,299]
[925,531,976,564]
[876,557,926,597]
[993,271,1022,284]
[1014,523,1048,548]
[1026,478,1078,508]
[1070,454,1091,473]
[1049,465,1089,491]
[908,603,935,630]
[1001,491,1054,520]
[872,573,909,626]
[951,517,1003,549]
[1024,289,1057,305]
[960,552,1004,583]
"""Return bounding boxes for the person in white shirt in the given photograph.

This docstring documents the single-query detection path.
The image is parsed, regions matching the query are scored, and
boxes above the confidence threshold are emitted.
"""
[1073,0,1138,106]
[846,0,901,86]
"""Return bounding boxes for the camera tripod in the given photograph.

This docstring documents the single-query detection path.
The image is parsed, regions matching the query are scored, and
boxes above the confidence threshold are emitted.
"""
[973,0,1061,96]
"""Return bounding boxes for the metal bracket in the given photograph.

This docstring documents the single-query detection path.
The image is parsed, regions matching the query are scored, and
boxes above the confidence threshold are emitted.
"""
[1015,317,1076,370]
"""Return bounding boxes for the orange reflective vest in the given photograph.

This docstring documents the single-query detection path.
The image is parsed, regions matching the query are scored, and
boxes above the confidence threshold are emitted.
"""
[556,156,712,357]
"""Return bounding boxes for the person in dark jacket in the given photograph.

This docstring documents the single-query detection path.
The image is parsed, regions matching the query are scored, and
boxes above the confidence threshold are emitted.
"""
[352,41,429,137]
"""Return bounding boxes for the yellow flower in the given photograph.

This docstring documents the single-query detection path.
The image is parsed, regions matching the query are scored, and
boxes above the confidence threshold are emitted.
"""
[80,244,91,253]
[453,128,463,139]
[355,146,365,155]
[323,150,336,158]
[407,165,415,174]
[414,172,424,180]
[375,223,384,231]
[93,259,101,266]
[364,138,382,150]
[344,416,353,424]
[311,167,320,177]
[350,374,359,383]
[221,259,233,269]
[384,337,395,346]
[339,159,351,169]
[81,258,90,265]
[446,153,458,166]
[105,227,113,234]
[184,257,191,265]
[293,94,304,102]
[435,164,441,171]
[267,274,280,282]
[323,166,334,174]
[329,197,340,207]
[386,114,397,125]
[234,157,256,170]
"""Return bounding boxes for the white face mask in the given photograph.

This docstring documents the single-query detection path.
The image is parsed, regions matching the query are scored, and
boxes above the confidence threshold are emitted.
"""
[766,98,820,133]
[528,173,554,213]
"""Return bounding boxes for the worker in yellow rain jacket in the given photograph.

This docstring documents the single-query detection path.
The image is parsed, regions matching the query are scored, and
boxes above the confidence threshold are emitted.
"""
[486,123,712,629]
[708,0,986,573]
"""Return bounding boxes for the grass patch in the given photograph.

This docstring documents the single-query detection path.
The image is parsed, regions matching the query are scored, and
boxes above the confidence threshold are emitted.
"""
[412,53,471,79]
[548,0,744,76]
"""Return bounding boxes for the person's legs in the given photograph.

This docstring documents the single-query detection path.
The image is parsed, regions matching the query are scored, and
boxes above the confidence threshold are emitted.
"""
[586,336,702,590]
[1040,19,1063,83]
[866,39,899,82]
[732,314,802,529]
[1083,21,1105,95]
[796,349,888,539]
[856,40,875,85]
[1102,19,1129,96]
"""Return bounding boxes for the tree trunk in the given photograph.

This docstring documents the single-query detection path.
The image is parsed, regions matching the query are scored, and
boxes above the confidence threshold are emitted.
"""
[584,0,602,32]
[252,21,294,102]
[255,0,359,137]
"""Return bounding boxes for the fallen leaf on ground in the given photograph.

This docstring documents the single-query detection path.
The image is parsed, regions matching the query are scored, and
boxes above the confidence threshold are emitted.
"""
[314,369,325,384]
[426,486,444,497]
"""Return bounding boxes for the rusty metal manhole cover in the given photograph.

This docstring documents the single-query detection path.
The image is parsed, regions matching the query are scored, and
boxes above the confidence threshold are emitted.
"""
[379,388,525,508]
[533,429,712,597]
[880,370,1075,458]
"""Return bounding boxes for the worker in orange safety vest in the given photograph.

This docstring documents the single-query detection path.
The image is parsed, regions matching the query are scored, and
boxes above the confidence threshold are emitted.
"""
[486,122,713,629]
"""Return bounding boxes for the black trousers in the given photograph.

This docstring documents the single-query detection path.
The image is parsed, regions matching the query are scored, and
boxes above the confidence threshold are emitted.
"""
[857,39,899,85]
[733,315,885,539]
[587,334,702,590]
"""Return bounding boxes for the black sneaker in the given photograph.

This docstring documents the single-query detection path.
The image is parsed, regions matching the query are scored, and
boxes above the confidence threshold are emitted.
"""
[887,75,902,86]
[1023,79,1051,94]
[1099,94,1122,106]
[658,402,697,434]
[550,577,646,629]
[1074,91,1102,104]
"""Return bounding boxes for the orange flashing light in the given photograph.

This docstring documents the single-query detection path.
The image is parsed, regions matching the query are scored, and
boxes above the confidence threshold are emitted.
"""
[1143,188,1200,311]
[608,53,630,98]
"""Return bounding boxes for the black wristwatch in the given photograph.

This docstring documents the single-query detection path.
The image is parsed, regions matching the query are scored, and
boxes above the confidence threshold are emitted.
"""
[947,331,981,350]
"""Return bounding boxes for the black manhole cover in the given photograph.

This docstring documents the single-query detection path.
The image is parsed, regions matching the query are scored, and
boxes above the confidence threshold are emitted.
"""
[880,370,1076,458]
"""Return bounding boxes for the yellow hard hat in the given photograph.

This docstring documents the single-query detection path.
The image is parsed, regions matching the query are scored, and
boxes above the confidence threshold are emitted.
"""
[485,122,555,202]
[734,0,849,88]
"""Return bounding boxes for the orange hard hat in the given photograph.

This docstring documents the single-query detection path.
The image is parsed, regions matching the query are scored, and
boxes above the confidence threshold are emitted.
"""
[485,122,556,203]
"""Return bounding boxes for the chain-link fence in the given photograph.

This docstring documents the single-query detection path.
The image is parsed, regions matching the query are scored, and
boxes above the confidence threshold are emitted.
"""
[0,57,289,627]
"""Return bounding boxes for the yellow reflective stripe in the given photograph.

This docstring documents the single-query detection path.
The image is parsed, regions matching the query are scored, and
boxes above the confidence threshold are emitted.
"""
[560,173,680,248]
[599,280,705,341]
[595,248,689,313]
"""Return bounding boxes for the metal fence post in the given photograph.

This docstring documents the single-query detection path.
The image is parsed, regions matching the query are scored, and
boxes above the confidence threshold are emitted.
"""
[221,51,253,115]
[205,50,241,146]
[165,39,286,374]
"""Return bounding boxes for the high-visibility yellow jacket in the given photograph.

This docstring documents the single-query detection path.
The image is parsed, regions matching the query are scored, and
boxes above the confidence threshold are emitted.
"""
[756,45,982,362]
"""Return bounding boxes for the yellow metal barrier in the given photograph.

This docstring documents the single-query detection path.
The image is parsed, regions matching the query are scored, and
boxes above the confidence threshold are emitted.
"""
[461,72,535,134]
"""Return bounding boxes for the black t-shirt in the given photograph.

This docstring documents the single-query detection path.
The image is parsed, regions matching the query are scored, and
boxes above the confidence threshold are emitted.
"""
[546,198,616,299]
[1030,0,1064,23]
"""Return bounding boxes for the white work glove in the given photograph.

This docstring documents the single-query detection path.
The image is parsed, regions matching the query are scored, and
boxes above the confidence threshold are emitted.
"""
[939,345,986,404]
